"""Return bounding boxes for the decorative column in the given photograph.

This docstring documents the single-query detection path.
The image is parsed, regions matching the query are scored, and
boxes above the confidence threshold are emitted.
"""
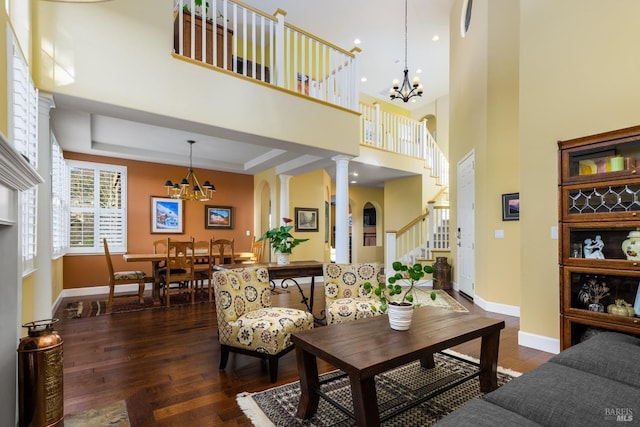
[278,174,291,224]
[34,94,55,319]
[333,155,351,263]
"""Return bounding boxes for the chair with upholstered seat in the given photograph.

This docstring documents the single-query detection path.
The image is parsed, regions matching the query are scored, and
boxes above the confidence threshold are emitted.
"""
[323,262,385,324]
[212,266,314,382]
[103,238,148,313]
[159,238,196,307]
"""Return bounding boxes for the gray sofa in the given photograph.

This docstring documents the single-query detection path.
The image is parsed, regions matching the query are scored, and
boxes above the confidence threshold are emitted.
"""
[436,331,640,426]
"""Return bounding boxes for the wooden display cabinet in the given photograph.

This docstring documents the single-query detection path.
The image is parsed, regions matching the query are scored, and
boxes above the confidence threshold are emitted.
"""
[173,12,233,70]
[558,125,640,349]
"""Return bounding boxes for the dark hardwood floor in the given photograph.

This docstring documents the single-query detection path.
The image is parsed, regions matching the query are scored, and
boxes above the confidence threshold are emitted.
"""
[55,285,554,426]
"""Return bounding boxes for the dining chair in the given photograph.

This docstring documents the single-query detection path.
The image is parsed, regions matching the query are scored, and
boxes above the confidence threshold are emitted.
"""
[212,266,314,382]
[159,238,196,307]
[193,239,210,293]
[212,238,235,265]
[103,238,148,313]
[239,237,265,265]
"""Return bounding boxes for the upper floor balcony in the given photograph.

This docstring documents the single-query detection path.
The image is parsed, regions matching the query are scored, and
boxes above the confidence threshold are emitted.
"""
[33,0,446,186]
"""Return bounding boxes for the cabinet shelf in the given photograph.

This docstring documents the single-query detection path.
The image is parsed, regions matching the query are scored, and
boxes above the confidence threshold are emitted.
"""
[559,125,640,349]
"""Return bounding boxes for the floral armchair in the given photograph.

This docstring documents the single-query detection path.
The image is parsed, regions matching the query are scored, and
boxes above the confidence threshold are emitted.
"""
[323,263,385,324]
[212,266,314,382]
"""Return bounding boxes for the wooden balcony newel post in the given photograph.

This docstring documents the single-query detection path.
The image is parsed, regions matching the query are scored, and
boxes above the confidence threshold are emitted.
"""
[421,119,428,162]
[385,231,397,281]
[349,47,361,111]
[427,201,436,259]
[274,8,287,88]
[373,102,381,147]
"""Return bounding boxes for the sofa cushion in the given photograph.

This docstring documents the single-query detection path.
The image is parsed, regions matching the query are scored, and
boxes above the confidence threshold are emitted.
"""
[484,362,640,427]
[434,398,543,426]
[550,331,640,388]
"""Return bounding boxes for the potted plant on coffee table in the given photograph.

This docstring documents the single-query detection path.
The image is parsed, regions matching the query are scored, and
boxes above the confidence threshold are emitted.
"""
[257,218,309,265]
[363,261,436,330]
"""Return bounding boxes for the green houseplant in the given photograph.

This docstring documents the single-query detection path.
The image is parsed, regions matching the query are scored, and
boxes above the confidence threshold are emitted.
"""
[257,218,309,265]
[364,261,436,330]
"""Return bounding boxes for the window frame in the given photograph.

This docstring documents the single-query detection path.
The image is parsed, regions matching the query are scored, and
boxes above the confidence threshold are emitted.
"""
[67,160,128,254]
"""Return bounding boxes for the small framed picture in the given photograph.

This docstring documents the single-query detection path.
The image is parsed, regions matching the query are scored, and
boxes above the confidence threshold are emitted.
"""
[151,196,184,234]
[295,207,319,232]
[502,193,520,221]
[205,205,233,229]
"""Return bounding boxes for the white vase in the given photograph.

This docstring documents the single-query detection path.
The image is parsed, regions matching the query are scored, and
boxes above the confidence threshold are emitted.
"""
[387,303,414,331]
[622,230,640,260]
[276,252,290,265]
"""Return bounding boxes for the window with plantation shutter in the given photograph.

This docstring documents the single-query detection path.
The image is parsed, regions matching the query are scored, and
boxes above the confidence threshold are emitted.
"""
[51,135,69,258]
[10,32,38,273]
[68,160,127,254]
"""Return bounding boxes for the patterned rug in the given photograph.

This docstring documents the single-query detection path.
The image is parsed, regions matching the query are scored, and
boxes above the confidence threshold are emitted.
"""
[65,287,290,318]
[64,293,210,318]
[64,400,129,426]
[407,289,468,313]
[237,350,519,426]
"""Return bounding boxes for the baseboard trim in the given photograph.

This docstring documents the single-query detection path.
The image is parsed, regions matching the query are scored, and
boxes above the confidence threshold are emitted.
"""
[518,330,560,355]
[473,294,521,318]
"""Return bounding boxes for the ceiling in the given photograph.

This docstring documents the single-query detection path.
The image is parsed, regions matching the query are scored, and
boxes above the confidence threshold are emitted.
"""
[52,0,454,188]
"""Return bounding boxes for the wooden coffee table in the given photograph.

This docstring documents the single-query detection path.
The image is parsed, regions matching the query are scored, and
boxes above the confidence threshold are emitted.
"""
[291,307,505,426]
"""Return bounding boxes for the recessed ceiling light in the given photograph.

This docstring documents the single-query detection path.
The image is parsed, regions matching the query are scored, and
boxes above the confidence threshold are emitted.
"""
[416,69,423,74]
[411,99,417,103]
[432,35,440,41]
[350,180,357,184]
[352,172,359,177]
[361,77,367,82]
[354,38,361,45]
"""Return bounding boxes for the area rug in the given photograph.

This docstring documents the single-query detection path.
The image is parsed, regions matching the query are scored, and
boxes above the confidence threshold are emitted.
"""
[64,293,210,318]
[64,400,130,427]
[237,350,520,426]
[409,289,468,313]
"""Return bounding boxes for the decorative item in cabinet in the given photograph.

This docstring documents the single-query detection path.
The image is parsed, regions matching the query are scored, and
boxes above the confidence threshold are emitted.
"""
[173,11,233,70]
[559,126,640,183]
[562,222,640,269]
[564,268,640,317]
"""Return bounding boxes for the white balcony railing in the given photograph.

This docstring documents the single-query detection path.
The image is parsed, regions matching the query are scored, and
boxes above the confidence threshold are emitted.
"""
[360,102,449,188]
[173,0,359,111]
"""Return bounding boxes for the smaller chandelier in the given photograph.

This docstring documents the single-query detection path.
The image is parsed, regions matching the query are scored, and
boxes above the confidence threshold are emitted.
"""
[164,140,216,202]
[390,0,423,103]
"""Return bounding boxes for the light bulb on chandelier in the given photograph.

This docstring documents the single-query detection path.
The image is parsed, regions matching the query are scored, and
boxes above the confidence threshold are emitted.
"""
[390,0,423,103]
[163,140,216,202]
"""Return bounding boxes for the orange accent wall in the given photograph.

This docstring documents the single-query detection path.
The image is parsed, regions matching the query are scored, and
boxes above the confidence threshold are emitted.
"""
[62,152,254,289]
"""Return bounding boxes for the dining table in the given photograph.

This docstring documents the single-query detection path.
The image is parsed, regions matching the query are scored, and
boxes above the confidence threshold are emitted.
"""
[123,250,254,303]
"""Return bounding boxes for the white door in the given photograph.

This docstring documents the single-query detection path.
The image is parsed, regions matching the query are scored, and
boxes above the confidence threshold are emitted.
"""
[457,150,475,298]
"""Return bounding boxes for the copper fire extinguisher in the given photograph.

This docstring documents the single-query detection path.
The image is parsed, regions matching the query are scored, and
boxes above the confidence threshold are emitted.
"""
[17,319,64,427]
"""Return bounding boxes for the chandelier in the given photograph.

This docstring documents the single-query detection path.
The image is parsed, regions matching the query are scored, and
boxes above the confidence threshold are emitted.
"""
[390,0,423,103]
[163,140,216,201]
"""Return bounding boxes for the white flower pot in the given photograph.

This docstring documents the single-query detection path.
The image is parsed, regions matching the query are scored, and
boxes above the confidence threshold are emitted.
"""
[276,252,290,265]
[387,303,414,331]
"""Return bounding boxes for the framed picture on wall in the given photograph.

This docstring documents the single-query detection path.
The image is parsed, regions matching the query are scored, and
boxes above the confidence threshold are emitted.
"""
[205,205,233,229]
[501,193,520,221]
[295,207,319,232]
[151,196,184,233]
